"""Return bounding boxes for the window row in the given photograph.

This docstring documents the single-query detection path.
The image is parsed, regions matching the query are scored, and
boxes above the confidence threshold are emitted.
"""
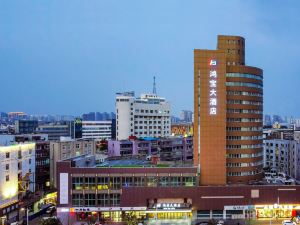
[227,118,262,123]
[227,152,263,158]
[227,109,262,114]
[226,73,262,81]
[72,176,196,190]
[226,82,263,89]
[72,194,120,207]
[227,144,263,149]
[226,160,263,168]
[227,100,262,106]
[134,109,170,114]
[227,91,262,97]
[227,126,263,131]
[228,170,261,176]
[226,135,263,140]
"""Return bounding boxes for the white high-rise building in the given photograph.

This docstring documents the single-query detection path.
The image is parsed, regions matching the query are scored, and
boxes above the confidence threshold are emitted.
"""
[116,92,171,140]
[82,121,112,139]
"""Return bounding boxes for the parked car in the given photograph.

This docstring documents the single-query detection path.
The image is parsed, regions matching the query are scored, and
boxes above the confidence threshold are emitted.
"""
[46,206,56,214]
[282,220,296,225]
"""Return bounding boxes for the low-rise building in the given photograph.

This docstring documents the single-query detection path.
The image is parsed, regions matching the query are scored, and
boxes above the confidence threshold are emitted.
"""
[108,137,193,162]
[82,121,112,140]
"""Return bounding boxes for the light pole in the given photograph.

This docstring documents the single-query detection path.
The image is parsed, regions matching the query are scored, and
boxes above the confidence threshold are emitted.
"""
[21,208,29,225]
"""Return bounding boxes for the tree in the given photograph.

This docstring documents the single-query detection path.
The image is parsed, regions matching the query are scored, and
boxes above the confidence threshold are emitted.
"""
[39,218,63,225]
[122,212,139,225]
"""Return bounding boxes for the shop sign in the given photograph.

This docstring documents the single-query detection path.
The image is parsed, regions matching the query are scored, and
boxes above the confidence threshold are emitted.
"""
[71,207,147,212]
[224,205,248,210]
[208,59,218,115]
[154,203,190,210]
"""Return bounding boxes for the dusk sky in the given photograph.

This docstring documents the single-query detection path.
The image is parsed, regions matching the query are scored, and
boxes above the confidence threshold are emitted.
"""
[1,1,300,117]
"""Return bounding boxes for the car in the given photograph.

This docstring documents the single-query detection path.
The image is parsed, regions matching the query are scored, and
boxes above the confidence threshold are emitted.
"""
[46,206,56,214]
[11,222,19,225]
[282,220,295,225]
[217,220,225,225]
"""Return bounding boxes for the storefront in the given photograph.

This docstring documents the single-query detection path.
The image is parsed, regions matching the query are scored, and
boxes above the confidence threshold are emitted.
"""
[255,205,300,218]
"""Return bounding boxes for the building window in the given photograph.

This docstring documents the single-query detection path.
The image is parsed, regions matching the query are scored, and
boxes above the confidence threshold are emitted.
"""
[110,194,120,206]
[147,177,158,187]
[111,177,121,189]
[170,177,181,186]
[6,175,9,182]
[182,177,195,186]
[72,177,83,190]
[84,177,96,190]
[134,177,145,186]
[72,194,84,206]
[29,159,31,165]
[5,164,9,170]
[159,177,169,187]
[97,177,109,190]
[97,194,109,206]
[85,194,96,206]
[6,152,10,158]
[122,177,133,187]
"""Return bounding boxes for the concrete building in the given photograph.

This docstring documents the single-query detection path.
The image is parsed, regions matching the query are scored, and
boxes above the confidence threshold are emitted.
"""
[116,92,171,140]
[37,122,73,141]
[82,121,112,140]
[56,159,300,225]
[50,139,96,188]
[15,120,38,134]
[179,110,193,123]
[108,137,193,162]
[264,138,300,180]
[0,142,35,224]
[194,35,263,185]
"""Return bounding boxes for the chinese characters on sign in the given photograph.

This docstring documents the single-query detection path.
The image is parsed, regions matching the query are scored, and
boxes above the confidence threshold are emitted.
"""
[209,59,217,115]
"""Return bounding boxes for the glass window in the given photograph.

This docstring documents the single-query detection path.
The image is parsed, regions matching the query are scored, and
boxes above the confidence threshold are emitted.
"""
[110,194,120,206]
[111,177,121,189]
[170,177,181,186]
[72,177,83,190]
[85,194,96,206]
[147,177,158,187]
[97,194,109,207]
[183,177,196,186]
[122,177,133,187]
[72,194,84,206]
[134,177,145,186]
[84,177,96,190]
[158,177,169,187]
[97,177,109,190]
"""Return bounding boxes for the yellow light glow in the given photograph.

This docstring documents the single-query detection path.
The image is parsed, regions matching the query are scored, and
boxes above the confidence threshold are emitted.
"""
[0,143,35,152]
[3,185,17,199]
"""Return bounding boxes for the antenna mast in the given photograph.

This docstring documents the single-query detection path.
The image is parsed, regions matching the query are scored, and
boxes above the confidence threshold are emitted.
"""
[153,76,157,94]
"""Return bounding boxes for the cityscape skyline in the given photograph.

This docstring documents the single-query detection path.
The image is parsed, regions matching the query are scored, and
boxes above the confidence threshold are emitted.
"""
[1,1,300,116]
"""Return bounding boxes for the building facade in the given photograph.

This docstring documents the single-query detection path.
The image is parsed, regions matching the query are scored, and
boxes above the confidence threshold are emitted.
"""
[56,161,300,225]
[15,120,38,134]
[116,92,171,140]
[82,121,112,140]
[194,35,263,185]
[35,141,51,191]
[108,137,193,162]
[0,143,35,224]
[50,139,96,188]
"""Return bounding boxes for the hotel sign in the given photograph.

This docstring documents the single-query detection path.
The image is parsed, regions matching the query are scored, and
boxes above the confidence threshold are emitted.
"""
[154,203,191,210]
[209,59,217,115]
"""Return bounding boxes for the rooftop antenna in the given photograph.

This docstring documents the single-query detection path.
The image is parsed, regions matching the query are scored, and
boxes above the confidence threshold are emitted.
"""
[153,76,157,94]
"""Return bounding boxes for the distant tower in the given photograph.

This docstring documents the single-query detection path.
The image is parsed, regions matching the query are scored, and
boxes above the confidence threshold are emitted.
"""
[153,76,157,94]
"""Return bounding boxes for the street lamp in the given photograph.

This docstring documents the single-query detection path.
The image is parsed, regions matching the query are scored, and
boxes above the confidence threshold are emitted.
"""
[21,207,29,225]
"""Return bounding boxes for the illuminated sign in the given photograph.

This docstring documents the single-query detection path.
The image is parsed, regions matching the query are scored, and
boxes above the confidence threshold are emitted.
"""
[209,59,217,115]
[154,203,190,210]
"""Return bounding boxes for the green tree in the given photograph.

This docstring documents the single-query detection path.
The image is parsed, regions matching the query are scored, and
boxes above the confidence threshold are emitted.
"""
[122,212,139,225]
[39,218,63,225]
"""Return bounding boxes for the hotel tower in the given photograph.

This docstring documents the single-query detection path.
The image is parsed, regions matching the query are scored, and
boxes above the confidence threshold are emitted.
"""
[194,35,263,185]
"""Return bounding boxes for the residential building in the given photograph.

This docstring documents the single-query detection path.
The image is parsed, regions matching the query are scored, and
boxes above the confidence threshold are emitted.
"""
[108,137,193,162]
[194,35,263,185]
[0,142,35,224]
[82,121,112,140]
[35,141,51,191]
[116,92,171,140]
[49,139,96,188]
[15,120,38,134]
